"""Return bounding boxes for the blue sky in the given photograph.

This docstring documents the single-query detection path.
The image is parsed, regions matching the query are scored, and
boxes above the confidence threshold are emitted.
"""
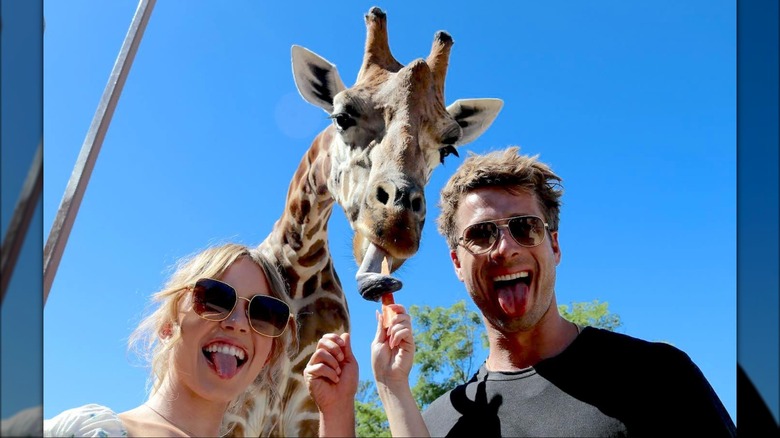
[41,0,738,424]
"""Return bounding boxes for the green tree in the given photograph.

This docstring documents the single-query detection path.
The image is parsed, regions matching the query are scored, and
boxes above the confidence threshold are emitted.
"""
[559,299,622,332]
[355,300,482,436]
[354,299,621,436]
[355,381,391,437]
[409,301,484,408]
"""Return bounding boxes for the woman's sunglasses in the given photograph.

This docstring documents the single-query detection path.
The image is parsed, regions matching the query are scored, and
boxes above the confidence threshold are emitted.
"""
[189,278,291,338]
[458,215,549,255]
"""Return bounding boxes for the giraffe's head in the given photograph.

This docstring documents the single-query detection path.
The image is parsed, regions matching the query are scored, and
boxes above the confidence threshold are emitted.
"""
[291,7,502,296]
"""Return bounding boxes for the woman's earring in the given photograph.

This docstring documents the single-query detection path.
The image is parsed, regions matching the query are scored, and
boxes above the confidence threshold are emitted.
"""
[160,321,176,342]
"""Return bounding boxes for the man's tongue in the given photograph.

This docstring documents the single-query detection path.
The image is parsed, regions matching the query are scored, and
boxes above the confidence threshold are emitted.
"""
[211,352,239,379]
[496,281,530,317]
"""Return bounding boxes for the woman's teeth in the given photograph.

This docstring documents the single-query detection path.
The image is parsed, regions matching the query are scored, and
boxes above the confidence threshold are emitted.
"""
[204,343,246,361]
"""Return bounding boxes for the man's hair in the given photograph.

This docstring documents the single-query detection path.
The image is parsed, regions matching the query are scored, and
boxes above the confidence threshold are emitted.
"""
[437,146,564,250]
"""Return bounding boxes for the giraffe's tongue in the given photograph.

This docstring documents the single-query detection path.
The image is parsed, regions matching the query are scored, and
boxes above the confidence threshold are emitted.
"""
[211,352,239,379]
[356,243,403,301]
[496,281,530,317]
[358,243,387,275]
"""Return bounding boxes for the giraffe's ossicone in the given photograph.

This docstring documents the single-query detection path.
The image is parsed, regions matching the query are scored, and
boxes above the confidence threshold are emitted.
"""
[228,7,503,437]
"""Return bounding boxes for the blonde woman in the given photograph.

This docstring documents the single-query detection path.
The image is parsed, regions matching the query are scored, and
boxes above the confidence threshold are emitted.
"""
[44,243,296,437]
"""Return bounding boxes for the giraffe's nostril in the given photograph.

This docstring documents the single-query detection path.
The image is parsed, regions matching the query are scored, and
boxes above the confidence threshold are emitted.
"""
[377,186,390,205]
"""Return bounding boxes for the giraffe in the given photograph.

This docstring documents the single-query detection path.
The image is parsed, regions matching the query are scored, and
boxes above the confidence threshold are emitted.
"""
[232,7,502,437]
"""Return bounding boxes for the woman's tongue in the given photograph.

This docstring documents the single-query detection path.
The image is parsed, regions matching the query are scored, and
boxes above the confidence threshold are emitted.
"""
[211,352,239,379]
[496,280,530,317]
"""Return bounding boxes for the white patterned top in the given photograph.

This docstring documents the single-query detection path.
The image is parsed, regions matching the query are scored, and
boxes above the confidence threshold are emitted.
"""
[44,404,128,437]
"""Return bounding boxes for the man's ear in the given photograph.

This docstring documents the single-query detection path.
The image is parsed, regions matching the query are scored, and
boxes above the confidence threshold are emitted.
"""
[550,231,562,266]
[450,250,464,282]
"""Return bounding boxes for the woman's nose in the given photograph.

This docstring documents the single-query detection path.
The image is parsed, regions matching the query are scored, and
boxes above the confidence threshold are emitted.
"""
[221,298,251,333]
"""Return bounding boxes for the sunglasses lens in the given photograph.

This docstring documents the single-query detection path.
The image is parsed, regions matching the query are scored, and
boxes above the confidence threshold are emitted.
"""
[508,216,545,246]
[249,296,291,337]
[192,279,236,320]
[463,222,498,254]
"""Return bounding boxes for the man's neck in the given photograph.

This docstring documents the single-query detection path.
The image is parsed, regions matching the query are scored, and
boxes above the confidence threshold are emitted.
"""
[485,313,580,372]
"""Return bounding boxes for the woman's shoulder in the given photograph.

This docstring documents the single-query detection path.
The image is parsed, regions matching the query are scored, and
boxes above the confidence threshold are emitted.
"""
[44,403,128,437]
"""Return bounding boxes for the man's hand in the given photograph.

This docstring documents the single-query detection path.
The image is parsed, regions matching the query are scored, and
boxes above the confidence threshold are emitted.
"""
[370,304,430,437]
[371,303,415,387]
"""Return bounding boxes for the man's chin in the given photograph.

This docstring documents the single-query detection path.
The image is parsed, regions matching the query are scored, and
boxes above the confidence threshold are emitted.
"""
[487,314,530,333]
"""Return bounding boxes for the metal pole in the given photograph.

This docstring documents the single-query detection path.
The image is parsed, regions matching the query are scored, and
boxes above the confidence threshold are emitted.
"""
[1,141,43,306]
[43,0,156,305]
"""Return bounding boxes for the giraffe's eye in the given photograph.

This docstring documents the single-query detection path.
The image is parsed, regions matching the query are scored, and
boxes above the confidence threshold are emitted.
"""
[330,113,356,131]
[438,145,459,164]
[441,133,460,145]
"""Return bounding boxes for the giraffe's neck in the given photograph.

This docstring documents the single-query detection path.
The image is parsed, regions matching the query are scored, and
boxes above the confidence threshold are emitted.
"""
[264,126,350,339]
[254,127,350,436]
[265,127,343,296]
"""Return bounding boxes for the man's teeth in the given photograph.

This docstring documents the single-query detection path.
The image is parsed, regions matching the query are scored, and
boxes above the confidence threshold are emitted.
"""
[494,271,530,282]
[204,343,246,361]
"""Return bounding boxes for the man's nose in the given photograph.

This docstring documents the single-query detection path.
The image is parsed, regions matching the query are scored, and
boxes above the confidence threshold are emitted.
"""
[491,226,520,259]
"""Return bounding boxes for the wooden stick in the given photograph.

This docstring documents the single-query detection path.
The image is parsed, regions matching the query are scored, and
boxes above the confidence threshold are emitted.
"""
[43,0,156,305]
[381,256,395,328]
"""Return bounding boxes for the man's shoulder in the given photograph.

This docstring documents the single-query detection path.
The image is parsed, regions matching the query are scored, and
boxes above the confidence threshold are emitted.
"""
[578,328,735,436]
[421,368,483,424]
[422,393,447,416]
[422,377,492,437]
[421,387,457,435]
[422,383,465,416]
[580,326,691,363]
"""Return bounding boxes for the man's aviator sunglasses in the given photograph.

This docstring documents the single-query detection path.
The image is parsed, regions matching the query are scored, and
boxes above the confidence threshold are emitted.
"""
[189,278,291,338]
[458,215,550,255]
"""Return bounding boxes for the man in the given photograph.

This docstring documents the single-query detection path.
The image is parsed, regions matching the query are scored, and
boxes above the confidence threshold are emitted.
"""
[423,146,736,436]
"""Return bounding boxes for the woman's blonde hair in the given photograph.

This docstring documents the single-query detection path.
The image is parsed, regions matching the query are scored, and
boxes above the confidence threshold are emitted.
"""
[128,242,297,426]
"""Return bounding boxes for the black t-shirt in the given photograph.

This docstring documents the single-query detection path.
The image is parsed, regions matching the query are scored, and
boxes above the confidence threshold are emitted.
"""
[422,326,736,437]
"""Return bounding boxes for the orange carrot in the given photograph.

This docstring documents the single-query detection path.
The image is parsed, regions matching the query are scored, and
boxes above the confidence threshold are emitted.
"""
[381,293,395,328]
[381,256,395,328]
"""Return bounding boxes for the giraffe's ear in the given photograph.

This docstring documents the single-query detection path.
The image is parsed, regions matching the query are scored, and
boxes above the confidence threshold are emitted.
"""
[447,98,504,146]
[291,45,347,114]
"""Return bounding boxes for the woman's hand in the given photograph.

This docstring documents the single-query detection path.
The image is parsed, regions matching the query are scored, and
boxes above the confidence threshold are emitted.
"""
[304,332,359,414]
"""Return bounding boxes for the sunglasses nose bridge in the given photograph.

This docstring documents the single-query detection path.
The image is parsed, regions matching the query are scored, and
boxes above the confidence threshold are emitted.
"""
[495,223,513,243]
[237,296,254,319]
[221,296,252,332]
[491,222,525,254]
